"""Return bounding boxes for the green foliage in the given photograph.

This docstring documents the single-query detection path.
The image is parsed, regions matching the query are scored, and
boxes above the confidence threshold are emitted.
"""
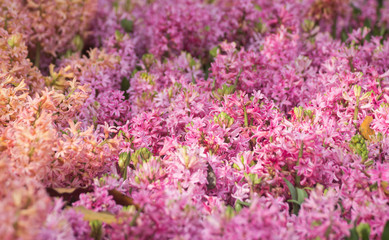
[235,201,242,213]
[293,106,314,122]
[214,112,234,128]
[302,19,315,32]
[209,46,219,58]
[244,172,262,186]
[120,18,134,33]
[72,34,84,52]
[234,200,251,213]
[212,84,236,100]
[283,178,308,215]
[131,147,152,167]
[356,223,371,240]
[346,222,371,240]
[225,206,235,219]
[382,220,389,240]
[120,77,130,99]
[142,53,156,71]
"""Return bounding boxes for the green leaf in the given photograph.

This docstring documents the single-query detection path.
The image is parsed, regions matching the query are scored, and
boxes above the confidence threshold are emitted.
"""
[72,34,84,52]
[232,163,240,170]
[283,178,297,200]
[284,178,302,215]
[120,19,134,33]
[235,202,242,213]
[115,30,124,41]
[356,223,370,240]
[347,227,359,240]
[380,26,386,37]
[209,46,218,58]
[254,4,262,11]
[225,206,235,219]
[253,175,262,185]
[120,77,130,91]
[382,220,389,240]
[244,173,262,185]
[296,188,308,205]
[236,200,251,207]
[243,105,249,127]
[234,200,250,213]
[287,199,301,205]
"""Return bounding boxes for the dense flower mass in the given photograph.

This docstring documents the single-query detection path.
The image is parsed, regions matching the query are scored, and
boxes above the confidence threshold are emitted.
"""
[1,0,389,239]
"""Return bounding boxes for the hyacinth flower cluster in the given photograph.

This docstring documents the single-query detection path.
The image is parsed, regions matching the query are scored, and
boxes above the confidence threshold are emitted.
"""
[2,0,389,239]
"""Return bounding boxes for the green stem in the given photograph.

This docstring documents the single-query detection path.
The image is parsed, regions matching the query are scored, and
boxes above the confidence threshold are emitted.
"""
[130,207,143,226]
[191,72,196,84]
[348,58,355,72]
[4,16,8,31]
[34,42,41,68]
[331,14,337,39]
[120,152,131,179]
[124,0,131,11]
[211,76,216,90]
[353,98,360,128]
[243,104,249,128]
[295,142,304,187]
[380,143,383,163]
[234,68,243,88]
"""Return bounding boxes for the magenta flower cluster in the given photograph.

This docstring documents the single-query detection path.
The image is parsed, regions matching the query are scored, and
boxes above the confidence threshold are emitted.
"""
[1,0,389,239]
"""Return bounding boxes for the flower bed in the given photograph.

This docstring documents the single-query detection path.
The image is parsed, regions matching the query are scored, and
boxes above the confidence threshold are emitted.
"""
[1,0,389,239]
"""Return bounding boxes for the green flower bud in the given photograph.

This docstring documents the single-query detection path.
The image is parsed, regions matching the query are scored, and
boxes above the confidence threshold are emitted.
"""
[354,85,362,98]
[118,152,129,168]
[131,147,152,166]
[293,106,304,120]
[302,19,315,32]
[214,112,235,128]
[142,53,156,70]
[72,34,84,52]
[115,30,124,41]
[232,163,240,170]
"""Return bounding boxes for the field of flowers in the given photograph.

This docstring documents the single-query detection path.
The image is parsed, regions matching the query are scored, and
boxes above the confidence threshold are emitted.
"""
[1,0,389,239]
